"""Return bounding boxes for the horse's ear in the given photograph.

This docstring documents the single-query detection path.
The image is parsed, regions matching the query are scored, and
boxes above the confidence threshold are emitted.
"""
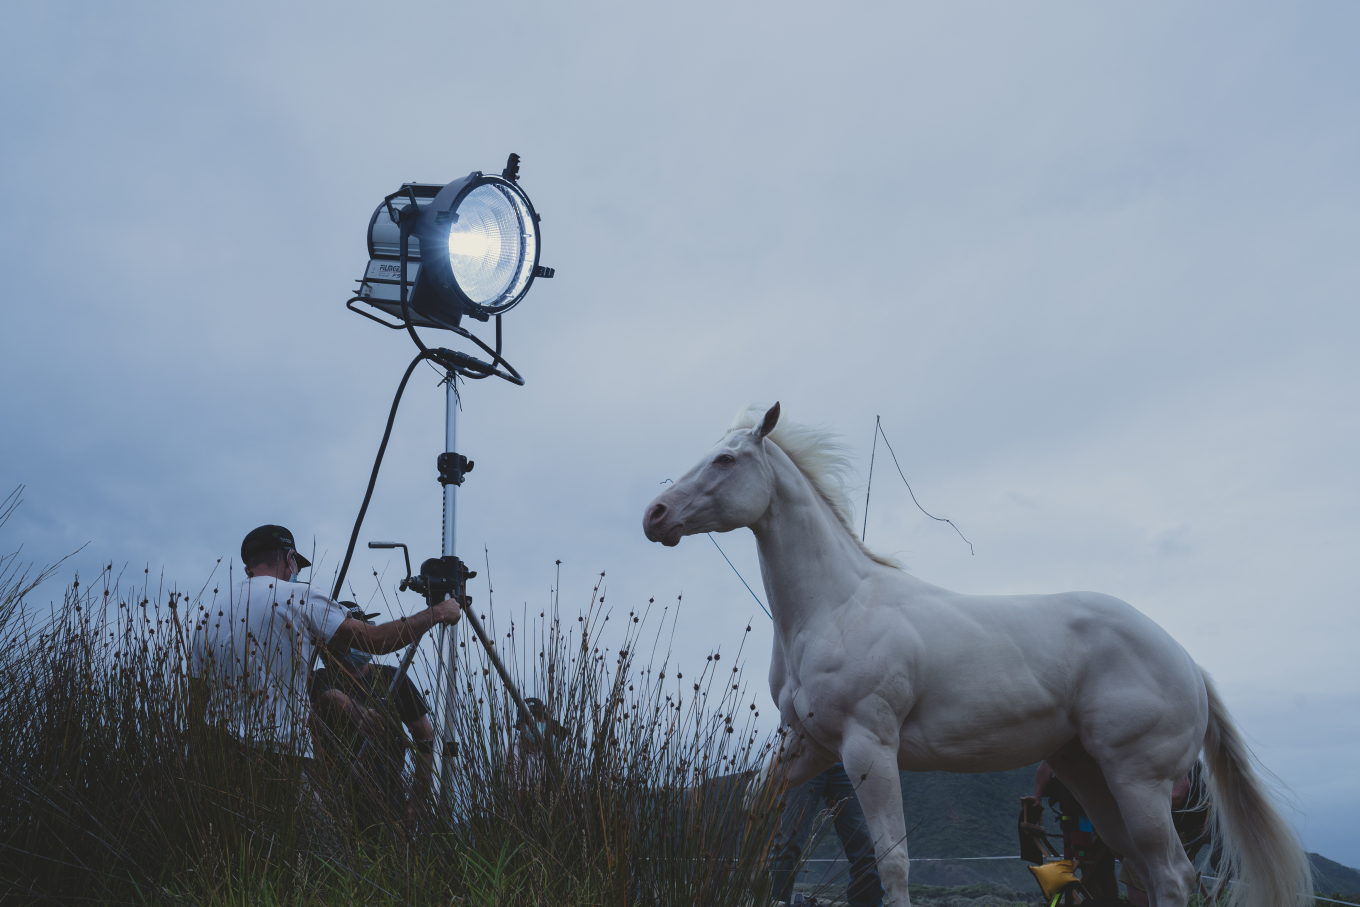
[757,402,781,439]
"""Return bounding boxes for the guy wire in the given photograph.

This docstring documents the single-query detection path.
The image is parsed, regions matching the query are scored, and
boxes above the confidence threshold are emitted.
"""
[862,415,879,542]
[661,478,771,619]
[707,534,772,620]
[871,419,974,555]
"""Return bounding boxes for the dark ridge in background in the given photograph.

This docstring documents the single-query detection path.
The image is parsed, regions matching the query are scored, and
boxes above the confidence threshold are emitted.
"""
[794,766,1359,900]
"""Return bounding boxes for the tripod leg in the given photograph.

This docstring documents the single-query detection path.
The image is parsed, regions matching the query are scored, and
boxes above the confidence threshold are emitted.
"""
[461,609,545,750]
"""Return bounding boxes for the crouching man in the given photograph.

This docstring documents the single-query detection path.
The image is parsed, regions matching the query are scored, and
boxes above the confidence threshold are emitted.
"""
[189,525,461,847]
[310,606,436,834]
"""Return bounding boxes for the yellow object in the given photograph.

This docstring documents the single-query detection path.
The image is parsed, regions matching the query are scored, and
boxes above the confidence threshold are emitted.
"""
[1029,859,1080,900]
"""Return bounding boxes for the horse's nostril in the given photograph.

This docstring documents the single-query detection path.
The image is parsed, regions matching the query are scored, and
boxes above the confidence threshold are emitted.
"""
[649,503,668,524]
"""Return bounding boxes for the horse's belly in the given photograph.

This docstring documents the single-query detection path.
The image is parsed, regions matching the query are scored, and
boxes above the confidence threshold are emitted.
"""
[896,713,1076,773]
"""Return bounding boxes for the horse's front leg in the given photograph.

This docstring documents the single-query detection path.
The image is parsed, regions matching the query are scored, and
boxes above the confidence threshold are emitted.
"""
[841,730,910,907]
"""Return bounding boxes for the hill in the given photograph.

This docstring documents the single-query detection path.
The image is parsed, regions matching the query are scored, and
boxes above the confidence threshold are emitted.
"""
[1312,853,1360,898]
[797,767,1360,901]
[802,765,1040,893]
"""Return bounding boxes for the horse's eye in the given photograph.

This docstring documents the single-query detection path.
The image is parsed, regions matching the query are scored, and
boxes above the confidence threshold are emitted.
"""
[716,454,735,466]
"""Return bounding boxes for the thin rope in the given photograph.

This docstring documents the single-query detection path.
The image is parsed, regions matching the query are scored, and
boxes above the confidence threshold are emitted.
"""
[707,533,771,619]
[862,415,879,542]
[661,478,772,619]
[875,420,974,555]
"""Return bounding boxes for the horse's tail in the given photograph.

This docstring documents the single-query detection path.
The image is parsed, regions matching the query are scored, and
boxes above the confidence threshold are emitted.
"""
[1199,666,1312,907]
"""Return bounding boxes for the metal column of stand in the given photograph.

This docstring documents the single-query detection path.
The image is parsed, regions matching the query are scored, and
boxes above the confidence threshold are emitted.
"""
[440,370,458,796]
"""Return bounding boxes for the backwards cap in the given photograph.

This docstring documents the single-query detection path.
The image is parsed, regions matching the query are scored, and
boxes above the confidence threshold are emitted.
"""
[241,524,312,569]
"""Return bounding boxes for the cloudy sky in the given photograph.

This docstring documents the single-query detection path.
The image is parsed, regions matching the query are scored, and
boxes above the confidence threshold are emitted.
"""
[2,0,1356,868]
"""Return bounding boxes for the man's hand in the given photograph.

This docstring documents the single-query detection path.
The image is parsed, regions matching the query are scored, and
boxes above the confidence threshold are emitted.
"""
[430,596,462,626]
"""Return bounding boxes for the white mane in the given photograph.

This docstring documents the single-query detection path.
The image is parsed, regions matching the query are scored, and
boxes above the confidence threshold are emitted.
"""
[727,404,900,569]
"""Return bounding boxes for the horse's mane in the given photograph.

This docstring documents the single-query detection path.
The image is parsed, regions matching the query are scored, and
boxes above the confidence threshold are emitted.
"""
[727,404,900,569]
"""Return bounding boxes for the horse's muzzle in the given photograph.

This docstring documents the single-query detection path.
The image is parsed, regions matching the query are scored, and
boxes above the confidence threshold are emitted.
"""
[643,500,685,547]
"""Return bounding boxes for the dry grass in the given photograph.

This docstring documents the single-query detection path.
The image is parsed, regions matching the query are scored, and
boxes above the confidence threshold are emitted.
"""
[0,492,791,906]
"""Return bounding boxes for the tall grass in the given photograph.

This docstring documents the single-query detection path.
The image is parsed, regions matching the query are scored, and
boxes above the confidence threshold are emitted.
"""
[0,507,791,905]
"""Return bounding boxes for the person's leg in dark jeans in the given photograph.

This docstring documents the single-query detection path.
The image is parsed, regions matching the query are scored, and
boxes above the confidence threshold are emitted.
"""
[771,771,830,903]
[772,766,884,906]
[822,764,885,907]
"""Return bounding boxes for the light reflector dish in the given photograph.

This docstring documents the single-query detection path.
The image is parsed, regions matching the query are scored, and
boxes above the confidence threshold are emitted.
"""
[447,183,537,308]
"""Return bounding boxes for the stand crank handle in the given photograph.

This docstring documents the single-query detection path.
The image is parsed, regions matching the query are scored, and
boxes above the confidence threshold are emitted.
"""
[368,541,413,584]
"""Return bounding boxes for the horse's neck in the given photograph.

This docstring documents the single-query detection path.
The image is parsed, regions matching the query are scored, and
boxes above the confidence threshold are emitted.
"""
[751,444,874,637]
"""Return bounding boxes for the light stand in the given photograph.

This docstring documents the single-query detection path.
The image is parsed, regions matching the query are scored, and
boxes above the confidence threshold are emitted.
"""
[444,374,458,569]
[440,371,458,775]
[333,153,553,794]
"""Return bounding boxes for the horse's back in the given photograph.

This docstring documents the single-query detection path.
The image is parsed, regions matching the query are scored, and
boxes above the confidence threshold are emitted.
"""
[916,582,1199,693]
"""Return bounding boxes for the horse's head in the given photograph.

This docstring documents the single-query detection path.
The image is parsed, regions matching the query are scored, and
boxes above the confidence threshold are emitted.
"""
[643,402,781,546]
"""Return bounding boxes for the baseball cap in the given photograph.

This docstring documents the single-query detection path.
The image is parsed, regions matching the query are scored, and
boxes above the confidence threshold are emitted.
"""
[519,697,549,724]
[342,603,382,623]
[337,603,381,667]
[240,524,312,568]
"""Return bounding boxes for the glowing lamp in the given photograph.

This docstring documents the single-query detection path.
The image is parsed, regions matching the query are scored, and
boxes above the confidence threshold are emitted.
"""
[351,155,553,330]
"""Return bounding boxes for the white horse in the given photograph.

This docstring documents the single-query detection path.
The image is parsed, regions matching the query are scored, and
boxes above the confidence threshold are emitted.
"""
[643,402,1310,907]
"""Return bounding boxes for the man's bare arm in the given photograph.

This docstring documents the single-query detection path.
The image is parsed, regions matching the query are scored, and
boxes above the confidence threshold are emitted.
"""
[326,599,461,656]
[1021,761,1054,809]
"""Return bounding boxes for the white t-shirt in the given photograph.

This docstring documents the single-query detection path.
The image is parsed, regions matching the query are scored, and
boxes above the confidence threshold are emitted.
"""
[190,576,348,757]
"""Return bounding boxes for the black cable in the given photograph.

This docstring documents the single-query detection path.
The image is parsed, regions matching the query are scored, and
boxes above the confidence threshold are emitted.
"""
[397,216,431,358]
[448,316,522,384]
[331,349,432,600]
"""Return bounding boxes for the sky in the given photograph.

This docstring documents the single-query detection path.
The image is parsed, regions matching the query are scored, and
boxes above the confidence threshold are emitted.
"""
[1,0,1356,868]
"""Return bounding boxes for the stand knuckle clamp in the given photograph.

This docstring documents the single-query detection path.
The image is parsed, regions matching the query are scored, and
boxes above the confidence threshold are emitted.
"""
[405,554,477,608]
[438,452,474,486]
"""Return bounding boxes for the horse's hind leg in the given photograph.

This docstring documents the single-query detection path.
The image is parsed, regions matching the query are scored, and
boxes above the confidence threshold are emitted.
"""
[1051,739,1196,907]
[1044,739,1120,897]
[1048,739,1136,897]
[1103,773,1197,907]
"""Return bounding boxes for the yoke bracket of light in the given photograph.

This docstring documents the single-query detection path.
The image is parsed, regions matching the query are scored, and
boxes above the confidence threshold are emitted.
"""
[346,153,553,384]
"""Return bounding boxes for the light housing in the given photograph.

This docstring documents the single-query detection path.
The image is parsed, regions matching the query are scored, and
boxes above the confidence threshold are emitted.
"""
[354,170,547,328]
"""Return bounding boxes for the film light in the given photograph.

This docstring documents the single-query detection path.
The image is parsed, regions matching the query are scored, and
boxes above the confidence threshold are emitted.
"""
[352,156,553,330]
